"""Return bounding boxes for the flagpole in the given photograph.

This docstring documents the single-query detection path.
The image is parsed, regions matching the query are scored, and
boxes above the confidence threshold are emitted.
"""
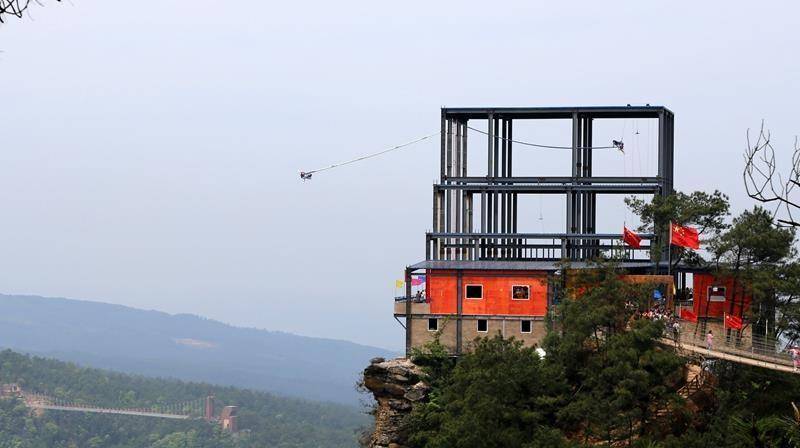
[667,222,672,276]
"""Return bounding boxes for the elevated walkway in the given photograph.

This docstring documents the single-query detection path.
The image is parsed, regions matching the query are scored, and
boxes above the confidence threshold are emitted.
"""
[29,403,191,419]
[17,390,204,420]
[660,321,796,374]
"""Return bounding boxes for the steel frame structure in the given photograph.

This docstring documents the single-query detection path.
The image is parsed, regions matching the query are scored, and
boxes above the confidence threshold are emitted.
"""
[401,105,676,354]
[430,105,674,262]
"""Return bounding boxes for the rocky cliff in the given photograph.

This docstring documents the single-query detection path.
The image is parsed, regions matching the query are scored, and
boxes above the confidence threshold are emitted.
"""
[361,357,430,448]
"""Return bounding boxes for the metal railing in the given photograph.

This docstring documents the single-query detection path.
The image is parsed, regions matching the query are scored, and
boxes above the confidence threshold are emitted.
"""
[425,232,654,262]
[668,320,794,367]
[394,295,427,303]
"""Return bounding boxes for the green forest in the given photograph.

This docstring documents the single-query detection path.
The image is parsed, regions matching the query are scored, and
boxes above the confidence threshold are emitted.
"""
[0,350,368,448]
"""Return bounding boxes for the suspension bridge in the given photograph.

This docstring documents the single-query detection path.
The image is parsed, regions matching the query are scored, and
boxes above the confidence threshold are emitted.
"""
[3,386,209,420]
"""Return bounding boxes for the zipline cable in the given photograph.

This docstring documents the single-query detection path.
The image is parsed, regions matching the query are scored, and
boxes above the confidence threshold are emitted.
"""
[299,126,625,180]
[466,126,623,151]
[299,132,440,180]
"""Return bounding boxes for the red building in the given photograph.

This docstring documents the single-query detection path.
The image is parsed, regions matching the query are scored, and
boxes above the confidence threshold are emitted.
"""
[692,273,751,319]
[427,270,548,316]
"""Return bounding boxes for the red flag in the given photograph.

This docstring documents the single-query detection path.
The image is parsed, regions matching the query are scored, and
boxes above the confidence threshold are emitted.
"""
[680,308,698,323]
[670,222,700,250]
[724,314,743,330]
[623,226,642,249]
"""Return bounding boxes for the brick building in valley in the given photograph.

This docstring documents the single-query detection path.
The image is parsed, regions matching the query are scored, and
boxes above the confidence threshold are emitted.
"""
[203,396,239,433]
[220,406,238,432]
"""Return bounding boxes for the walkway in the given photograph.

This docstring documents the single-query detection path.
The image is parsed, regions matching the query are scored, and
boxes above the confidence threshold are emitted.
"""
[659,320,797,373]
[28,403,191,419]
[19,390,205,420]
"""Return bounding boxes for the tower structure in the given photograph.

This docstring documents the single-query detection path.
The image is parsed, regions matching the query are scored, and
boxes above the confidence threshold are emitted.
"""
[396,106,676,355]
[204,395,214,421]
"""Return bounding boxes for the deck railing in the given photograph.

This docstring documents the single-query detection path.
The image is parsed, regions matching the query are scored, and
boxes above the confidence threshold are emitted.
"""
[668,320,794,367]
[394,296,427,303]
[425,232,654,262]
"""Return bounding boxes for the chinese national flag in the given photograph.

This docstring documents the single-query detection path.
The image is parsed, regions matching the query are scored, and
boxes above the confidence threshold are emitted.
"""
[680,308,698,323]
[724,314,743,330]
[670,222,700,250]
[623,226,642,249]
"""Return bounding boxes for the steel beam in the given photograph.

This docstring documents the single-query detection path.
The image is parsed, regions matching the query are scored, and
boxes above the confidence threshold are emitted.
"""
[435,184,660,194]
[428,232,656,239]
[447,176,661,184]
[442,105,669,120]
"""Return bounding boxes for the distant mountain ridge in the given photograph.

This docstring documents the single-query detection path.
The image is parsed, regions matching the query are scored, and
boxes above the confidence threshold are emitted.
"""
[0,294,396,405]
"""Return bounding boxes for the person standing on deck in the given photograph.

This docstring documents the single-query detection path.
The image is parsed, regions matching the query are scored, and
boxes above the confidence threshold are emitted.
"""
[672,319,680,342]
[789,346,800,373]
[706,330,714,352]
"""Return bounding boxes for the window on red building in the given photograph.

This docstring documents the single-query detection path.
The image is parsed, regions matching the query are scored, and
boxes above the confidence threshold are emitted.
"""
[465,285,483,299]
[512,285,530,300]
[520,320,532,333]
[709,286,726,302]
[477,319,488,332]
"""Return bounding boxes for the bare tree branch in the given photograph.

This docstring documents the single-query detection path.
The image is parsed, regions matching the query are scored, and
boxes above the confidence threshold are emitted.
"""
[0,0,59,23]
[744,121,800,226]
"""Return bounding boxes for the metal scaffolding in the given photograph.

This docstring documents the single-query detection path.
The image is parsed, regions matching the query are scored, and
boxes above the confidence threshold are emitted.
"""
[429,106,674,263]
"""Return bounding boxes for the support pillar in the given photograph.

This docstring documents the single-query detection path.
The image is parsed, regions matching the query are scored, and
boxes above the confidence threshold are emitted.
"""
[454,120,462,260]
[405,267,413,355]
[568,113,583,259]
[204,396,214,422]
[456,270,463,355]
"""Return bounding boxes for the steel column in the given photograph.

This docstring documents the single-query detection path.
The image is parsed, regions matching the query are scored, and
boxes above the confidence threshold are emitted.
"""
[405,267,412,356]
[455,120,462,260]
[456,270,463,355]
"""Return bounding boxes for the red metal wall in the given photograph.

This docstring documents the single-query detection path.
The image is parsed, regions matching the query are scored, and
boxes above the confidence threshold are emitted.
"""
[692,273,751,318]
[427,270,548,316]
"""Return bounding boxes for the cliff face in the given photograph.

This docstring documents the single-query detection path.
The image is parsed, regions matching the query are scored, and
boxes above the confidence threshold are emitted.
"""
[362,357,430,448]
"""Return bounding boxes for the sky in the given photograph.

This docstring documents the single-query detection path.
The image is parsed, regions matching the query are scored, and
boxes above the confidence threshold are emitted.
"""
[0,1,798,350]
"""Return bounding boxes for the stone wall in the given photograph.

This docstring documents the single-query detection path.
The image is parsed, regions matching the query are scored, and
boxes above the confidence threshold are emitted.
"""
[408,316,547,354]
[361,357,430,448]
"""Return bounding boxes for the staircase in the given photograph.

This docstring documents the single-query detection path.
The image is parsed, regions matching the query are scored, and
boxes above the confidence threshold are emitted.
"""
[655,363,713,419]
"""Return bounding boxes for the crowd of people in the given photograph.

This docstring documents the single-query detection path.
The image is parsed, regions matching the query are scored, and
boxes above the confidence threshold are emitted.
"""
[627,299,800,374]
[628,301,681,340]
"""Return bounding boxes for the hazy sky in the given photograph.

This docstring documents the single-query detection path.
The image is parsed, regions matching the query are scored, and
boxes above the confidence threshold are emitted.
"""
[0,1,798,350]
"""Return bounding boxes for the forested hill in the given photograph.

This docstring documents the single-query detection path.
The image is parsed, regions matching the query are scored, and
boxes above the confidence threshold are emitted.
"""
[0,294,395,404]
[0,349,367,447]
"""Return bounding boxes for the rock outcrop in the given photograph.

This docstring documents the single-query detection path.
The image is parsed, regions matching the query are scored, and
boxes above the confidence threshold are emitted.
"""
[362,357,430,448]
